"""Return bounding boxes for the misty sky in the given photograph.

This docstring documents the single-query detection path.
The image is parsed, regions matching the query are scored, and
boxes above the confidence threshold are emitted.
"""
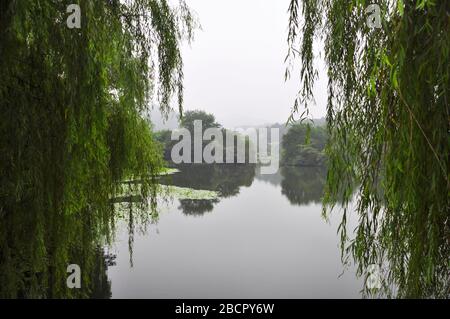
[179,0,328,128]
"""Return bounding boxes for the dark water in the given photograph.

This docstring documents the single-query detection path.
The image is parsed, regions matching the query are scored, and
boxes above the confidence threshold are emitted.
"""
[107,165,362,298]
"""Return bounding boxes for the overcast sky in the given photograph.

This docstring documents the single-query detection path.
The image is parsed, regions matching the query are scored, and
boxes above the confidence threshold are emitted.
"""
[179,0,328,128]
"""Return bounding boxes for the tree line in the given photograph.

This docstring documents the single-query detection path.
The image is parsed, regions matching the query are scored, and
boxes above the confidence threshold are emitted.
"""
[155,110,328,167]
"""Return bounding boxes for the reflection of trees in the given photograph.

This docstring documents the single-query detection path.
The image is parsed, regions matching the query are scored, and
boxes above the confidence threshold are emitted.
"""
[161,164,255,198]
[0,207,114,298]
[255,170,282,186]
[90,249,114,299]
[178,199,220,217]
[0,182,155,298]
[280,166,327,205]
[161,164,256,216]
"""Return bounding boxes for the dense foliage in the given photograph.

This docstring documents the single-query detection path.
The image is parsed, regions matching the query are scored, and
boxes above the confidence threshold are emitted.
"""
[282,124,327,166]
[287,0,449,297]
[156,110,254,163]
[0,0,195,298]
[180,110,221,132]
[153,109,222,162]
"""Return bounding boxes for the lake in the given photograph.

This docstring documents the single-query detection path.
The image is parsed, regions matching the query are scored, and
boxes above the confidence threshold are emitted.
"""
[107,165,363,298]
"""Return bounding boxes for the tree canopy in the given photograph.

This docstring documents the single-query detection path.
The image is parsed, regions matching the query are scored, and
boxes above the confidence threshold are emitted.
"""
[282,123,327,166]
[180,110,222,132]
[287,0,449,297]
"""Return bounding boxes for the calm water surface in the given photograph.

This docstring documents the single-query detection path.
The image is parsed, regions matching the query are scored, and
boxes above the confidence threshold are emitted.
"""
[107,165,362,298]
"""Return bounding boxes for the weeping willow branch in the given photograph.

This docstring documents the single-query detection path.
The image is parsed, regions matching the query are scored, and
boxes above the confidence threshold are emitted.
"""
[397,88,448,185]
[0,0,197,298]
[287,0,449,298]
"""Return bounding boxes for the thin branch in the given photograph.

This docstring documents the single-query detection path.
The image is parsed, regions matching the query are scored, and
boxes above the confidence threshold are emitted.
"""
[398,89,449,187]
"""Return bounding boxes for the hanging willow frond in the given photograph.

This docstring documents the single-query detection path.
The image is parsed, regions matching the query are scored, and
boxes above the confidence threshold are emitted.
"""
[0,0,196,298]
[287,0,449,298]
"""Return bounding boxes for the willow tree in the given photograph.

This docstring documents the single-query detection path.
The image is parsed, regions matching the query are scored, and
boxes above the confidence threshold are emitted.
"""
[286,0,449,297]
[0,0,195,298]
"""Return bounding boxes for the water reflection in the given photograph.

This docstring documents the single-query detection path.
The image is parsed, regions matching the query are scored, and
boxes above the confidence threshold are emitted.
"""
[160,164,256,216]
[255,166,327,205]
[161,164,255,198]
[177,199,219,216]
[0,188,141,298]
[280,166,327,205]
[108,164,362,298]
[161,164,328,216]
[0,208,114,299]
[0,164,343,298]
